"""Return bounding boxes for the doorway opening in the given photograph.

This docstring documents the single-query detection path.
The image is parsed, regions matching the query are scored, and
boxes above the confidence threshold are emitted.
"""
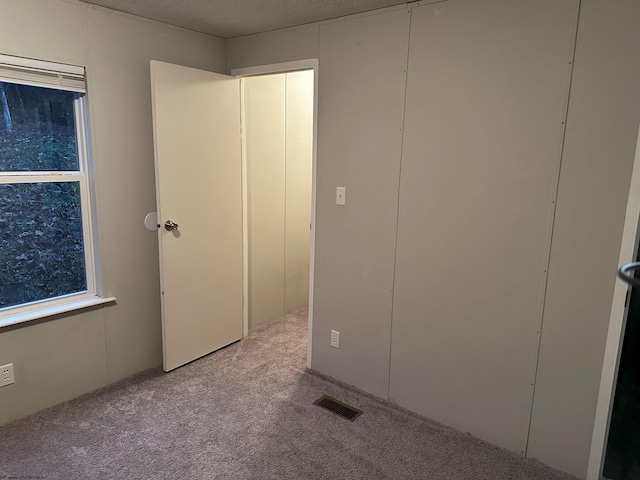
[233,61,318,368]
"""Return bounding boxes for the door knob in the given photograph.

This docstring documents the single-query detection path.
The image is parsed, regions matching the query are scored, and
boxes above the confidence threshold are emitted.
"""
[164,220,179,231]
[619,262,640,286]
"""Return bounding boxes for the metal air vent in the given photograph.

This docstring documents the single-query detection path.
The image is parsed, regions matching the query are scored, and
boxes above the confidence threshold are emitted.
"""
[314,395,362,422]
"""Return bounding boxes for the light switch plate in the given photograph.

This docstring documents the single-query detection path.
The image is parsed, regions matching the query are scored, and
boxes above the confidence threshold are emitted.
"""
[336,186,346,206]
[330,330,340,348]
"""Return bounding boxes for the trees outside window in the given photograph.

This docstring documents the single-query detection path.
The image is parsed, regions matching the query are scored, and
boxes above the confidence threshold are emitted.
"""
[0,55,98,316]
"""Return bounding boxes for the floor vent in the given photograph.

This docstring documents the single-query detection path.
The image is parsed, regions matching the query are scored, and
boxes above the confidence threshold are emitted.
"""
[314,395,363,422]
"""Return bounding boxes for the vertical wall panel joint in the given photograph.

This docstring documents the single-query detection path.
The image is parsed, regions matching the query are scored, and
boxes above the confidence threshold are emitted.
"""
[524,0,582,458]
[387,6,413,402]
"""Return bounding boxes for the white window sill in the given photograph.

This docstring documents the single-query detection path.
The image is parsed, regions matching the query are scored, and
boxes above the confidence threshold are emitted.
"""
[0,296,116,329]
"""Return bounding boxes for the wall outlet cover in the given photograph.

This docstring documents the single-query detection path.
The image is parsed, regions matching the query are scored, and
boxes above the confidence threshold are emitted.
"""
[1,363,15,387]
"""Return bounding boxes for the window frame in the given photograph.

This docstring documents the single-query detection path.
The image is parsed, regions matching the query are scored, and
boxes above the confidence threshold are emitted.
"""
[0,55,112,327]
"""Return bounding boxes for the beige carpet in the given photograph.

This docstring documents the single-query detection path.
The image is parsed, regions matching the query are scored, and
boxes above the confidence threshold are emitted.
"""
[0,308,577,479]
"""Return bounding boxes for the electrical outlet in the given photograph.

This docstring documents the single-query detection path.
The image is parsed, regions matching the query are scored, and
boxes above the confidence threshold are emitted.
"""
[1,363,14,387]
[330,330,340,349]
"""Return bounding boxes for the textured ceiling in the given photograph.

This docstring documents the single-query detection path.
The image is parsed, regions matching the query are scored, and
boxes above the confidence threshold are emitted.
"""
[79,0,409,39]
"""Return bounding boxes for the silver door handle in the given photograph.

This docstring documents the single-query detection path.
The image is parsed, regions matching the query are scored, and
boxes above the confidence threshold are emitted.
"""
[164,220,179,231]
[619,262,640,286]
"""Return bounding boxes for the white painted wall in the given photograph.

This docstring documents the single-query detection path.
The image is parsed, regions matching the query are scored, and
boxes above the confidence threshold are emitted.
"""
[0,0,226,424]
[228,1,640,477]
[390,0,579,454]
[284,70,314,314]
[244,74,287,328]
[244,71,313,329]
[312,8,410,399]
[527,1,640,476]
[2,1,639,478]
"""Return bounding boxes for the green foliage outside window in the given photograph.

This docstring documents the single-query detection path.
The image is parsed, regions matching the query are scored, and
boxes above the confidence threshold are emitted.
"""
[0,82,87,309]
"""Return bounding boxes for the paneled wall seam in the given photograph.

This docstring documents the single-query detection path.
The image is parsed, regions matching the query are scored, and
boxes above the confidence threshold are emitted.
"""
[390,0,584,453]
[82,2,111,384]
[82,4,107,297]
[387,6,413,403]
[312,9,410,397]
[525,0,582,458]
[228,3,409,45]
[283,73,288,316]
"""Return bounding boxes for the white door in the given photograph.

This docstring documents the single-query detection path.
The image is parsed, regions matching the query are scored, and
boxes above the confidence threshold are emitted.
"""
[150,61,243,372]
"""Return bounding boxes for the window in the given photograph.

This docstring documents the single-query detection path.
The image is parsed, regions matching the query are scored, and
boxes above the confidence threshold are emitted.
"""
[0,54,104,324]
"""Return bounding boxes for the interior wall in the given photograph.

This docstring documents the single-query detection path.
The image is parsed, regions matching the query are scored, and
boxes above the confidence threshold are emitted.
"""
[526,1,640,477]
[0,0,226,425]
[244,74,287,328]
[389,0,579,453]
[228,1,640,477]
[284,70,314,314]
[313,8,410,399]
[0,0,637,477]
[244,71,313,329]
[228,26,319,72]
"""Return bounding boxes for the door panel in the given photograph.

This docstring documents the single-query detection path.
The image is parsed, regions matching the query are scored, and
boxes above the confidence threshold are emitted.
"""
[150,61,243,372]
